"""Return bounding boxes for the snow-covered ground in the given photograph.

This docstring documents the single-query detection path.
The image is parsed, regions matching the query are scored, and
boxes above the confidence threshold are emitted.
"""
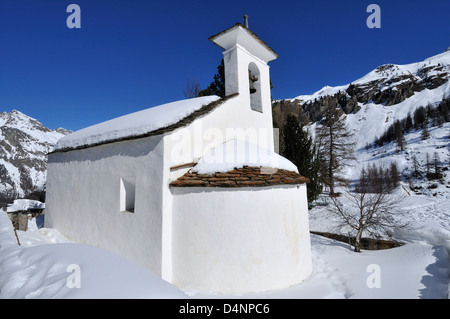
[1,183,448,299]
[2,149,449,300]
[192,187,450,299]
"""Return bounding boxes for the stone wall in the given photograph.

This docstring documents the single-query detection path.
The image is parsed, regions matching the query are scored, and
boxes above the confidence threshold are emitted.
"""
[7,212,29,231]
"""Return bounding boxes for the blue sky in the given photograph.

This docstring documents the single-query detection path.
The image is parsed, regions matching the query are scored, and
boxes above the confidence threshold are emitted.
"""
[0,0,449,131]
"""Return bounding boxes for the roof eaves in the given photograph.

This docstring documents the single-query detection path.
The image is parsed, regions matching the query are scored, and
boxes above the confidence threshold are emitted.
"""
[49,93,239,154]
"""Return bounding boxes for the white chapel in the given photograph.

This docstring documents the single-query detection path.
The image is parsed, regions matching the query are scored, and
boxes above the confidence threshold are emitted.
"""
[45,18,312,294]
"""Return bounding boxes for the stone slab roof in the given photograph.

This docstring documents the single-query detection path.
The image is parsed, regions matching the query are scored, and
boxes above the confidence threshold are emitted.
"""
[169,166,309,188]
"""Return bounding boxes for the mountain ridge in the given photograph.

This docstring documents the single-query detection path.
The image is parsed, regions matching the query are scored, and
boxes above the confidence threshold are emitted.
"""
[273,49,450,133]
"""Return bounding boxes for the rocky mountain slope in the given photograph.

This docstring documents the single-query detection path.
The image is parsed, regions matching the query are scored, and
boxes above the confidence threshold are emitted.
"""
[0,110,70,205]
[273,48,450,138]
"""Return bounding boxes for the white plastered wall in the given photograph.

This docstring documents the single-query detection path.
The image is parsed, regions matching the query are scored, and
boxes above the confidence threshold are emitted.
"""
[170,184,312,294]
[222,44,274,151]
[161,92,277,282]
[45,136,165,276]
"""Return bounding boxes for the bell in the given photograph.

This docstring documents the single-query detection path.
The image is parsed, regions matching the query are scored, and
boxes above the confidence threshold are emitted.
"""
[249,70,257,94]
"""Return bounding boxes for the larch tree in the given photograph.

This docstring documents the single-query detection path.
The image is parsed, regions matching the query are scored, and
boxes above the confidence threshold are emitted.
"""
[394,120,406,152]
[315,103,356,196]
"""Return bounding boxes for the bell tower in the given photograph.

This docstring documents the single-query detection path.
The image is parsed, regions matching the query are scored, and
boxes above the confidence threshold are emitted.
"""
[209,16,278,114]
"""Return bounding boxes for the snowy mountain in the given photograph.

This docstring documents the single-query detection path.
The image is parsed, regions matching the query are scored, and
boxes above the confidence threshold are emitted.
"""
[0,110,70,204]
[273,47,449,215]
[273,49,450,149]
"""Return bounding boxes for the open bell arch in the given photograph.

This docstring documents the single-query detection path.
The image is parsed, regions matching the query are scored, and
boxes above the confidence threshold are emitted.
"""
[248,62,263,112]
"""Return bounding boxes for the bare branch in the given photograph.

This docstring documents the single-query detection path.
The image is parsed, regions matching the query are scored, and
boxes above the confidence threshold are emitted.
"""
[183,78,202,99]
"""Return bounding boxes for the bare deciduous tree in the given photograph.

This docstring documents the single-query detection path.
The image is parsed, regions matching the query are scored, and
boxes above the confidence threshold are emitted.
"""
[329,184,407,252]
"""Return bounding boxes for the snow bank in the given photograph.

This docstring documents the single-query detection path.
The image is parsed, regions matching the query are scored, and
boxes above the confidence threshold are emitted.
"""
[191,139,299,174]
[55,96,220,151]
[191,233,448,299]
[0,211,186,299]
[2,196,449,299]
[6,199,44,213]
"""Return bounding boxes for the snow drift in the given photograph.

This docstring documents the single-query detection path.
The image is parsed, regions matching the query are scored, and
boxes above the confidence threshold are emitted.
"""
[0,211,186,299]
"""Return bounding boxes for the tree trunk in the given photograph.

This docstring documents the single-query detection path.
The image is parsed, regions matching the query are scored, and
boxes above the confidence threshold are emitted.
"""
[328,127,334,195]
[354,228,363,252]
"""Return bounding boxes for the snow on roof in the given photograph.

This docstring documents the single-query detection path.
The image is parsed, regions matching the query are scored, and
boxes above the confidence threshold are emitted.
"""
[54,95,221,152]
[7,199,45,213]
[191,139,299,174]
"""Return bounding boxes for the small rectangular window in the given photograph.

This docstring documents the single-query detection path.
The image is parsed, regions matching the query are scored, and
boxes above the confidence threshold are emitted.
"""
[120,177,135,213]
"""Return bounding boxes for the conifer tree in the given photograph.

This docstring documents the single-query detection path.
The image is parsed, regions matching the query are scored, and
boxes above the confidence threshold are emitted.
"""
[426,152,431,177]
[389,162,401,190]
[404,112,413,132]
[394,120,406,151]
[412,154,419,178]
[413,106,426,129]
[198,59,225,97]
[433,152,441,175]
[421,125,430,140]
[282,115,322,204]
